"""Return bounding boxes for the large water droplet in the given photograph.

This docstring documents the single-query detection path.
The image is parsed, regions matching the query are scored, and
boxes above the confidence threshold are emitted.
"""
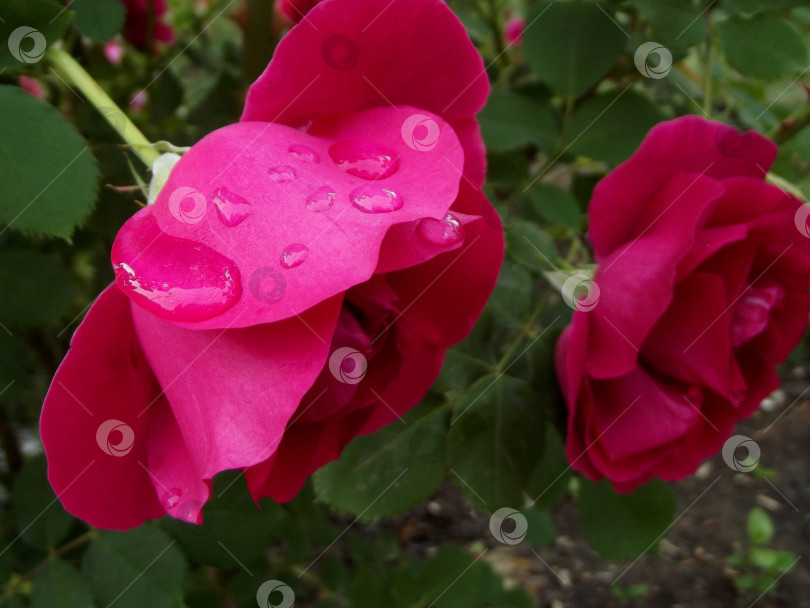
[350,187,402,214]
[211,187,251,227]
[329,140,399,180]
[268,165,296,183]
[306,186,336,212]
[417,214,464,246]
[112,214,242,322]
[249,267,287,304]
[280,244,310,269]
[288,144,320,164]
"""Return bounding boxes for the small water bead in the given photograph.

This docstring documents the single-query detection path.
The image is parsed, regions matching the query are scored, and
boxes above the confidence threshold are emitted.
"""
[329,140,399,180]
[417,214,464,246]
[112,215,242,323]
[350,187,402,214]
[288,144,320,164]
[280,244,310,269]
[211,187,251,227]
[268,165,296,183]
[306,185,336,212]
[162,489,183,509]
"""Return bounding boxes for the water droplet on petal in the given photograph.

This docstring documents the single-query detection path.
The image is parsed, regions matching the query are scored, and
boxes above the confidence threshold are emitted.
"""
[249,267,287,304]
[162,489,183,509]
[306,185,336,212]
[350,187,402,214]
[288,144,320,164]
[329,140,399,180]
[280,244,310,269]
[112,214,242,322]
[417,213,464,246]
[211,187,251,227]
[268,165,296,183]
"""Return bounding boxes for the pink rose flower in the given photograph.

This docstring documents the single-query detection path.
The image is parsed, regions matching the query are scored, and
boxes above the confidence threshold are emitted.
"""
[103,40,125,66]
[556,116,810,492]
[122,0,174,50]
[18,75,45,99]
[41,0,499,530]
[276,0,324,25]
[505,17,524,46]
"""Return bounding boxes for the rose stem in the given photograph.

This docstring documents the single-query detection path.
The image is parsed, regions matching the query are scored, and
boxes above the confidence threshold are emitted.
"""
[45,46,161,169]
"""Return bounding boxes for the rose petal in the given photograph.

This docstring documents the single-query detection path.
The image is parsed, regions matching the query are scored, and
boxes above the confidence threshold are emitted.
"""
[40,286,165,530]
[243,0,489,125]
[130,294,342,479]
[589,117,777,259]
[114,107,464,330]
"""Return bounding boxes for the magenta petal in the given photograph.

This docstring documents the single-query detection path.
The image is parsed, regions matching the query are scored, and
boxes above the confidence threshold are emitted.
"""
[116,109,463,330]
[589,116,777,259]
[130,295,342,478]
[243,0,488,126]
[40,286,165,530]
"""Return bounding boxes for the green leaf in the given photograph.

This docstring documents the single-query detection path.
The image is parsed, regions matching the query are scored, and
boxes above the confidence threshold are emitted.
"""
[448,374,545,509]
[578,479,677,560]
[528,425,572,510]
[433,348,492,395]
[0,249,75,327]
[635,0,708,48]
[312,404,449,520]
[487,261,536,324]
[0,333,34,400]
[12,456,74,550]
[82,526,186,608]
[523,1,627,97]
[160,471,281,569]
[747,507,774,545]
[725,0,810,13]
[527,183,582,230]
[522,508,556,547]
[718,14,807,80]
[71,0,125,42]
[485,151,529,187]
[479,89,558,152]
[567,89,666,165]
[0,0,72,71]
[0,86,99,238]
[31,559,95,608]
[506,219,558,271]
